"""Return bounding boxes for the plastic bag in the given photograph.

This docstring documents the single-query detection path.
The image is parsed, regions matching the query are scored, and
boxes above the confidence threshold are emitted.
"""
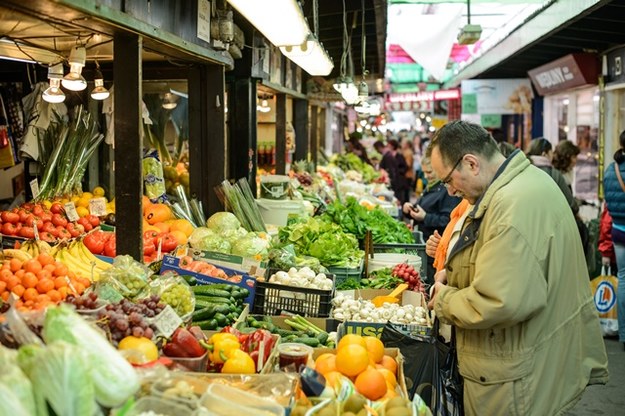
[590,266,619,336]
[145,273,195,320]
[99,255,154,300]
[381,320,463,416]
[143,149,168,203]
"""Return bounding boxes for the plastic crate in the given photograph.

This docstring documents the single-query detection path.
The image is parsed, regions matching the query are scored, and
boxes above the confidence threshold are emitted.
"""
[327,261,364,288]
[252,280,333,318]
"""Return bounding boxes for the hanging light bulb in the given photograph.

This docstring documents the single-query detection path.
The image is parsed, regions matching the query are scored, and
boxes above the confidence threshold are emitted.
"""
[62,46,87,91]
[162,92,178,110]
[90,68,110,100]
[357,80,368,103]
[42,63,66,103]
[341,82,359,105]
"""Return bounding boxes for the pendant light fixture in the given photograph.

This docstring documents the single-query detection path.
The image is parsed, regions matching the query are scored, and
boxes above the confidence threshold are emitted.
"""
[42,63,66,104]
[357,0,369,103]
[333,0,352,94]
[90,62,110,100]
[62,46,87,91]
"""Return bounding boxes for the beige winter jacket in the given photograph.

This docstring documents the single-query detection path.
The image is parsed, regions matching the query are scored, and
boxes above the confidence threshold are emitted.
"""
[433,151,609,416]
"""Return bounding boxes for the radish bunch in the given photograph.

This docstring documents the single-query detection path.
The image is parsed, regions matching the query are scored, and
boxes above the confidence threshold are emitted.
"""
[391,263,425,294]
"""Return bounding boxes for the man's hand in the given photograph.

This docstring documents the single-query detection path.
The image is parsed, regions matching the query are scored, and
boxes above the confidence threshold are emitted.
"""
[427,281,445,310]
[434,269,447,284]
[426,230,441,257]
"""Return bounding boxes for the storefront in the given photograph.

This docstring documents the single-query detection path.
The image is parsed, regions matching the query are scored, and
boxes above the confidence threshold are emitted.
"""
[528,53,601,206]
[602,46,625,199]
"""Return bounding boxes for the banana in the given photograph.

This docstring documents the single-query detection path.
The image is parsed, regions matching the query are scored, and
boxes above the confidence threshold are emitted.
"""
[1,249,33,263]
[20,240,39,258]
[56,248,93,279]
[36,240,52,254]
[76,241,111,271]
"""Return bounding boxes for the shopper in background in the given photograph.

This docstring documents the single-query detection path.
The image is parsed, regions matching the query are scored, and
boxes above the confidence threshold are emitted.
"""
[387,138,410,205]
[401,138,415,197]
[346,134,372,166]
[553,139,581,189]
[599,201,617,271]
[373,140,399,195]
[427,120,608,415]
[602,129,625,350]
[402,156,461,284]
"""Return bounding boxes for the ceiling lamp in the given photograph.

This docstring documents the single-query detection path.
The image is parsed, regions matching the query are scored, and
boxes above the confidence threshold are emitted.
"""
[341,82,360,105]
[280,34,333,76]
[227,0,308,47]
[357,0,369,103]
[257,97,271,113]
[458,0,482,45]
[42,63,66,104]
[62,46,87,91]
[90,67,110,100]
[162,92,178,110]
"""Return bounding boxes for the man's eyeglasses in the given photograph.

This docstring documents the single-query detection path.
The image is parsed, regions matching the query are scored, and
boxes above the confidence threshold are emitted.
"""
[441,156,463,187]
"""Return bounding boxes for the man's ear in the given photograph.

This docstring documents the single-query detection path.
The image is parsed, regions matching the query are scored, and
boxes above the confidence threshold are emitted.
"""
[463,154,480,174]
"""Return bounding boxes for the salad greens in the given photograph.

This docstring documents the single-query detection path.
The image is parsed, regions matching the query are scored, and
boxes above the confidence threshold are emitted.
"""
[322,197,414,244]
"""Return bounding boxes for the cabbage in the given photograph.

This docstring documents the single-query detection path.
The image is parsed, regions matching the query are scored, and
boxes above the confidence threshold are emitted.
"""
[206,212,241,234]
[189,227,232,253]
[29,341,96,416]
[231,232,270,258]
[43,304,139,407]
[222,227,248,243]
[0,345,36,416]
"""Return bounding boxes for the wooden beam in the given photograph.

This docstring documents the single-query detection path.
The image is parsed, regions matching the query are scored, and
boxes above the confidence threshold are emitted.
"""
[293,98,309,161]
[114,32,143,260]
[275,93,287,175]
[229,78,257,195]
[310,106,319,165]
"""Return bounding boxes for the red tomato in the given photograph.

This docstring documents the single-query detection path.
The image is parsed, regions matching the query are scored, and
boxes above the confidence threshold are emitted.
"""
[67,223,85,238]
[1,211,19,224]
[32,205,44,217]
[18,209,30,223]
[51,213,68,228]
[143,239,156,256]
[158,232,179,253]
[86,214,100,227]
[19,226,35,239]
[83,232,105,254]
[1,222,17,235]
[50,202,64,214]
[39,231,56,243]
[40,212,52,223]
[57,228,72,240]
[104,236,116,257]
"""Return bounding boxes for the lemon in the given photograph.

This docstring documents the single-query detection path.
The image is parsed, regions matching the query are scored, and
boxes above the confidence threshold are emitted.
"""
[76,206,89,218]
[77,198,90,209]
[118,336,158,364]
[92,186,106,197]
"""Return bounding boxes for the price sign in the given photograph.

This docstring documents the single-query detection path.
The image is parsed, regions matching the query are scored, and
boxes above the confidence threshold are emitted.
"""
[33,222,39,241]
[152,305,183,338]
[89,197,107,217]
[30,179,40,199]
[64,202,80,222]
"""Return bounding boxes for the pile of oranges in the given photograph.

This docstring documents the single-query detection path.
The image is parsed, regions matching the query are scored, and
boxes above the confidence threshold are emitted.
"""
[0,254,90,311]
[314,334,399,401]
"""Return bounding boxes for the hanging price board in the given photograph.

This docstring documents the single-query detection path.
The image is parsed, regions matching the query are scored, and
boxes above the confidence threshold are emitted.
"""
[64,202,80,222]
[89,197,107,217]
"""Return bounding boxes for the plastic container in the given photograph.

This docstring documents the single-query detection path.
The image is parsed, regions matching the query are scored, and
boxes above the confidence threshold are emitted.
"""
[162,351,209,372]
[277,343,313,371]
[256,198,305,226]
[150,373,211,409]
[367,253,422,273]
[127,396,192,416]
[199,383,285,416]
[252,280,333,317]
[259,175,291,200]
[328,261,364,288]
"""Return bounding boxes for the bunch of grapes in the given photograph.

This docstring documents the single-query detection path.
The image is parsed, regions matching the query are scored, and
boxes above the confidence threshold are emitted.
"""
[392,263,425,294]
[95,295,165,344]
[66,292,101,310]
[160,283,194,317]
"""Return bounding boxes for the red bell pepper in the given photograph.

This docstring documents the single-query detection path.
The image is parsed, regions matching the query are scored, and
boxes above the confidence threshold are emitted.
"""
[221,326,250,345]
[163,327,206,358]
[242,329,274,369]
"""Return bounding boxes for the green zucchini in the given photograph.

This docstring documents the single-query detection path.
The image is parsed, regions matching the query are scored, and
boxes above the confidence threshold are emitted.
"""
[194,298,231,310]
[192,286,232,298]
[212,304,233,315]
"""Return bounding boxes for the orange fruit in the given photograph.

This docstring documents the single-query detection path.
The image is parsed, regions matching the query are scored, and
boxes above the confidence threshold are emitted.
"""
[47,289,62,302]
[378,368,397,388]
[315,353,337,375]
[6,275,20,291]
[335,344,369,377]
[382,385,399,399]
[23,287,39,302]
[323,370,346,389]
[36,278,54,294]
[9,258,22,273]
[380,355,398,375]
[169,230,188,246]
[363,336,385,363]
[354,368,388,401]
[23,259,43,275]
[337,334,367,351]
[37,253,55,267]
[0,281,6,293]
[0,268,12,282]
[54,276,68,289]
[1,291,9,301]
[153,222,170,233]
[11,284,25,298]
[22,272,38,289]
[53,263,69,277]
[170,219,194,237]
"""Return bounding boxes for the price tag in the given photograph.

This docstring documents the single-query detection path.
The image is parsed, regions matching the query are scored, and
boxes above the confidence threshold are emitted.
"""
[89,197,107,217]
[30,179,40,199]
[175,246,189,258]
[64,202,80,222]
[33,222,39,241]
[152,305,183,338]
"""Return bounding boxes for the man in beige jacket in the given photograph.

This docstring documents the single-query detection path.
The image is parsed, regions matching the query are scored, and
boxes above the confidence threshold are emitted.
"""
[427,120,608,416]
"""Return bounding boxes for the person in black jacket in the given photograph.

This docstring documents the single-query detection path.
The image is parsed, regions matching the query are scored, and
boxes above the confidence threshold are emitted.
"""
[403,156,461,284]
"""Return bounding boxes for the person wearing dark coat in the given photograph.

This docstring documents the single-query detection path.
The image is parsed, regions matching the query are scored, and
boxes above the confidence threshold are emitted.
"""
[403,156,461,284]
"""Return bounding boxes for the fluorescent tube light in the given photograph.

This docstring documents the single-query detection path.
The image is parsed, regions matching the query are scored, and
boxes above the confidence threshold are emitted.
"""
[280,34,334,76]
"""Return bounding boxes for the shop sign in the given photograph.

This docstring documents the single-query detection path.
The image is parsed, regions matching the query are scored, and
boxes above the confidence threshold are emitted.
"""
[461,79,533,115]
[385,101,432,112]
[196,0,211,43]
[528,53,599,96]
[605,46,625,85]
[386,89,460,103]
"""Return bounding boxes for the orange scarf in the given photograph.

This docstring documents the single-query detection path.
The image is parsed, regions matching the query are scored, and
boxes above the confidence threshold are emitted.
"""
[433,199,471,272]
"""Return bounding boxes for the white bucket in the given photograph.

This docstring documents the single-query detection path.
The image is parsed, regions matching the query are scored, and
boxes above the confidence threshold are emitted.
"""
[368,253,422,273]
[260,175,291,200]
[256,198,305,226]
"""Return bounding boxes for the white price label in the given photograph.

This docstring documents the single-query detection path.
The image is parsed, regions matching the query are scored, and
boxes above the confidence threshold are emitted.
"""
[89,197,107,217]
[29,179,40,199]
[152,305,183,338]
[33,222,39,241]
[64,202,80,222]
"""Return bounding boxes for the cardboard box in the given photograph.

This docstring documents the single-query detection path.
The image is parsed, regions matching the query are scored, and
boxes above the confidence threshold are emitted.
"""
[335,289,431,339]
[160,255,256,306]
[311,347,409,399]
[245,314,334,333]
[174,246,268,279]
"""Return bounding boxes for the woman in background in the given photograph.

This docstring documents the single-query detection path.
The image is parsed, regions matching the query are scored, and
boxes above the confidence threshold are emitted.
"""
[553,140,580,189]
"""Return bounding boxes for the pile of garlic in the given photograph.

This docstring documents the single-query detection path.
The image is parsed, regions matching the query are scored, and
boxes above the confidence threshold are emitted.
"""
[330,293,429,326]
[268,267,333,291]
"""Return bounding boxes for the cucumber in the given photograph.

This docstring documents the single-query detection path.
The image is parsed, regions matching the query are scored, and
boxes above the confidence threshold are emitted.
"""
[194,296,233,306]
[212,304,233,315]
[291,337,320,347]
[276,328,303,337]
[181,274,197,286]
[196,319,219,330]
[231,288,250,299]
[316,332,329,345]
[194,298,232,310]
[202,283,234,292]
[192,306,216,322]
[192,286,231,298]
[214,313,228,327]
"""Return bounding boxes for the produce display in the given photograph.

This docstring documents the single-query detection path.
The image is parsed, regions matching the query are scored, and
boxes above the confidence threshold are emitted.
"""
[331,292,430,326]
[191,283,248,331]
[266,267,333,291]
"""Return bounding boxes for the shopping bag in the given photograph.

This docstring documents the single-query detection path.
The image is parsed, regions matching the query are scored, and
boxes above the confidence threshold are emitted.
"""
[381,319,464,416]
[590,266,619,336]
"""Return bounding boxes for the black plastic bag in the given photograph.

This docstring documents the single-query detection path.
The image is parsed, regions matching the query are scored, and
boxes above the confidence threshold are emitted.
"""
[381,319,464,416]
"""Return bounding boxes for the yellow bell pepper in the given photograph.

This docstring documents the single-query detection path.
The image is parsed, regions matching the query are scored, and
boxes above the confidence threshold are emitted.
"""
[207,333,240,364]
[221,349,256,374]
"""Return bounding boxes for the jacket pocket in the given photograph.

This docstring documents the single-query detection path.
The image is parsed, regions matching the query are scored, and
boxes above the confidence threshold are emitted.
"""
[458,354,533,385]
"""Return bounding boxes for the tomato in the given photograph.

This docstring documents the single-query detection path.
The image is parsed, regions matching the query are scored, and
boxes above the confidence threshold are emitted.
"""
[67,222,85,238]
[158,232,179,253]
[39,231,56,243]
[143,238,156,256]
[57,228,72,240]
[50,202,64,214]
[25,216,43,230]
[32,205,44,217]
[104,236,116,257]
[51,213,68,228]
[83,232,105,254]
[19,226,35,239]
[144,230,159,243]
[21,202,34,211]
[40,212,52,223]
[2,222,17,235]
[18,209,30,223]
[86,214,100,227]
[1,211,19,224]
